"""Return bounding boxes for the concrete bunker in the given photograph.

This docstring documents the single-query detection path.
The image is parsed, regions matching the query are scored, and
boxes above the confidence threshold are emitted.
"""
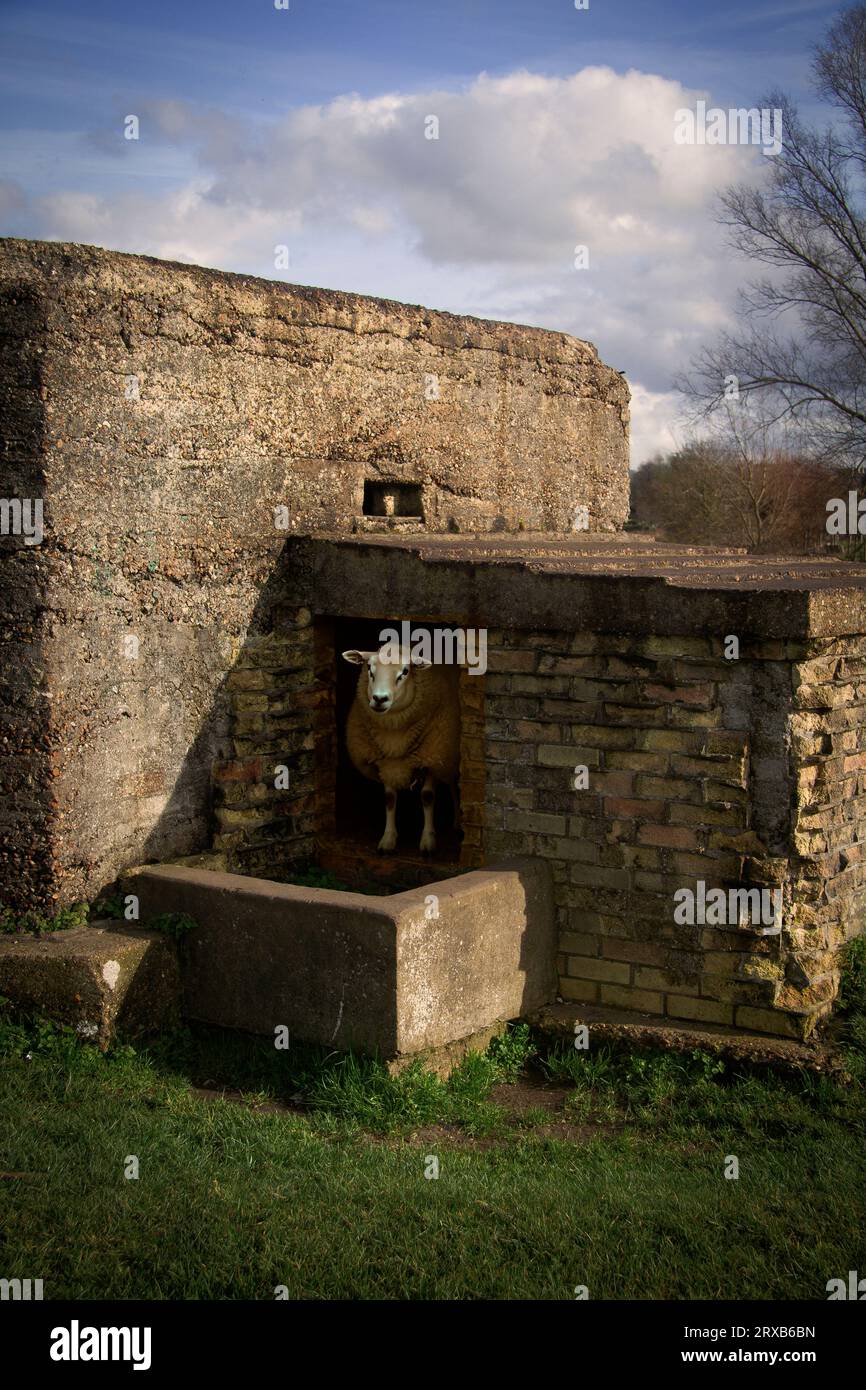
[2,237,866,1051]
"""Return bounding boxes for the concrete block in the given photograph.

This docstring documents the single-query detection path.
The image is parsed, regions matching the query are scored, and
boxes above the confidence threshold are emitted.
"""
[126,858,555,1061]
[0,922,180,1047]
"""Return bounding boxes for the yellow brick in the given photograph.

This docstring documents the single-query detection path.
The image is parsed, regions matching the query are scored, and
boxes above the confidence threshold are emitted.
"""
[665,995,734,1026]
[567,957,630,984]
[559,977,599,1003]
[702,951,745,978]
[559,933,597,956]
[734,1006,808,1039]
[600,984,664,1013]
[639,636,711,658]
[633,965,675,991]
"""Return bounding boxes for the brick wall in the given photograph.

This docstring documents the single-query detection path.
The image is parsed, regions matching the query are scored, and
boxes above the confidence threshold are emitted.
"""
[482,629,848,1040]
[787,638,866,1016]
[457,667,486,869]
[205,610,859,1041]
[211,608,318,877]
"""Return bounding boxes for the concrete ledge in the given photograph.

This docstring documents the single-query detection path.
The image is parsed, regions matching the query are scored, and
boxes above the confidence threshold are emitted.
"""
[0,922,181,1047]
[531,1002,846,1077]
[290,534,866,638]
[127,858,555,1059]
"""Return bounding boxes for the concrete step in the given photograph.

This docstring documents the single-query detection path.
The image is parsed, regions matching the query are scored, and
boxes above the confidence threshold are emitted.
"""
[530,1001,846,1077]
[0,921,180,1048]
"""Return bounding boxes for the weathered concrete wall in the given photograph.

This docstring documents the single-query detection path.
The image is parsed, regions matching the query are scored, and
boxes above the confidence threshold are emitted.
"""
[0,238,628,913]
[0,265,53,909]
[0,238,629,536]
[0,923,180,1047]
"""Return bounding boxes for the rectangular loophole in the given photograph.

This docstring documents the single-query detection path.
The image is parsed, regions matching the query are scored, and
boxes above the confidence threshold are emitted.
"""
[362,481,423,518]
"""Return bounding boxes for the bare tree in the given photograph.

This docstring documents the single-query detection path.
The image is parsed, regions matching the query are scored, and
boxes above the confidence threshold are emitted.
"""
[681,6,866,470]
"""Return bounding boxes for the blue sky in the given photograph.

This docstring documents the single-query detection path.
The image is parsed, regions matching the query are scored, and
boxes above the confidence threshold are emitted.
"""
[0,0,846,460]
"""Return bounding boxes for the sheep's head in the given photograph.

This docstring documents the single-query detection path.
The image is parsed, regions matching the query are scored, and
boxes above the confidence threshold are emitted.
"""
[342,647,430,714]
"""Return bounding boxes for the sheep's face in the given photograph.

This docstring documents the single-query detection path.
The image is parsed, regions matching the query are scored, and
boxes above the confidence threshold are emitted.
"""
[342,647,429,714]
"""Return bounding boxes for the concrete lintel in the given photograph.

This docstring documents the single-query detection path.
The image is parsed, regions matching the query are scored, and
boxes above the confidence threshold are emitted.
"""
[290,536,866,640]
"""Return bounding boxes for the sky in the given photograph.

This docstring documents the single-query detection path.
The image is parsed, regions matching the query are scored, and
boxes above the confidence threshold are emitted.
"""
[0,0,846,464]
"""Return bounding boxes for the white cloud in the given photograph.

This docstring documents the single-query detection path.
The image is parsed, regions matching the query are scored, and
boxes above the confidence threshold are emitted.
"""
[12,66,773,464]
[628,385,691,467]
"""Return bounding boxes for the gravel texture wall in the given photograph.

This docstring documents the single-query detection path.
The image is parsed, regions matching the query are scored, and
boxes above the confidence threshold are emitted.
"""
[0,238,628,912]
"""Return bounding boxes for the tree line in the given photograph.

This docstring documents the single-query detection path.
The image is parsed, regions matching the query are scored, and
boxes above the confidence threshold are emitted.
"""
[629,442,854,553]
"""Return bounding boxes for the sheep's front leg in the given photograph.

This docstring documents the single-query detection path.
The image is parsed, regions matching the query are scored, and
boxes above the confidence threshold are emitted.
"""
[378,785,398,853]
[419,772,436,854]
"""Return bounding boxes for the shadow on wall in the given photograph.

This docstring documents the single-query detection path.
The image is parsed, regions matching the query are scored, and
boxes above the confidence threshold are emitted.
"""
[135,550,461,888]
[136,543,308,883]
[127,546,555,1032]
[43,531,554,1034]
[0,280,55,913]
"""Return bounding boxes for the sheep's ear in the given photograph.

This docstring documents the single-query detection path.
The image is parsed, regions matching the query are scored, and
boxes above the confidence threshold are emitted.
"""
[410,656,433,669]
[342,650,372,665]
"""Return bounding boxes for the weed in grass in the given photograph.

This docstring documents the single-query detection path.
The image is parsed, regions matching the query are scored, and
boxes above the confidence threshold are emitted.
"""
[305,1048,511,1136]
[540,1046,621,1123]
[0,1003,83,1061]
[539,1041,617,1087]
[308,1053,445,1132]
[512,1106,553,1130]
[564,1086,619,1124]
[444,1052,507,1136]
[445,1049,498,1102]
[488,1022,536,1082]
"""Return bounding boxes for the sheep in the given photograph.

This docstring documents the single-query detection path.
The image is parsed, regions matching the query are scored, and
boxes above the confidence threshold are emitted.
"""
[342,645,460,854]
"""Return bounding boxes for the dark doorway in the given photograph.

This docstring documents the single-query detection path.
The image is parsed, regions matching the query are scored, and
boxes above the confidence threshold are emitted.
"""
[333,617,460,858]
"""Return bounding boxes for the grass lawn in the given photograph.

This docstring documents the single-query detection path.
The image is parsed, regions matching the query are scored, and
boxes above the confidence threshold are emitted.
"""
[2,981,865,1302]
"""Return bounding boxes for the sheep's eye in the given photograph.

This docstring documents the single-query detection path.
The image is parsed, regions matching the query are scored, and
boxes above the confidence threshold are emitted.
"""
[401,667,408,677]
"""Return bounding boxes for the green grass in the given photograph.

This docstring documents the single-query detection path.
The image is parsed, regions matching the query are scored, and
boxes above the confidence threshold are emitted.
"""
[837,936,866,1077]
[0,1006,864,1300]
